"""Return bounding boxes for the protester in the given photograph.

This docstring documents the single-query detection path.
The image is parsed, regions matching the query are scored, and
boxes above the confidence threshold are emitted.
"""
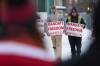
[59,1,100,66]
[66,7,86,58]
[47,6,64,59]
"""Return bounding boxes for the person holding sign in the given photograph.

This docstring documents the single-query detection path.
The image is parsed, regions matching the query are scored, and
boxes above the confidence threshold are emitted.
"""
[47,6,64,59]
[66,7,86,58]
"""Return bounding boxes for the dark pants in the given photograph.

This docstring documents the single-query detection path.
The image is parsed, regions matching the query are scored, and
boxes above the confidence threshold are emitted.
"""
[68,36,82,58]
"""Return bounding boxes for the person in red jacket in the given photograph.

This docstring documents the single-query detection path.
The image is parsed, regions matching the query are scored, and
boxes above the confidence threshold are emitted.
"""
[0,0,57,66]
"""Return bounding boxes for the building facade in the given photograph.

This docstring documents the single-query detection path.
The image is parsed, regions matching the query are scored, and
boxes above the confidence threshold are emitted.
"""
[35,0,53,14]
[35,0,64,14]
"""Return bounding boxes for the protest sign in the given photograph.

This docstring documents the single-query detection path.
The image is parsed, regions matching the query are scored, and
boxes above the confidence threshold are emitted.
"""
[47,21,64,36]
[65,22,84,37]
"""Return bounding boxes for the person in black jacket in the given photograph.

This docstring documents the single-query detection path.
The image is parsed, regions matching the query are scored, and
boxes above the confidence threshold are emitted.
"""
[59,1,100,66]
[66,7,86,58]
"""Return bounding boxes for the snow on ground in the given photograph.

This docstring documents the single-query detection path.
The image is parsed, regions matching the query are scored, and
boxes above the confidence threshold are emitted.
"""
[43,28,93,61]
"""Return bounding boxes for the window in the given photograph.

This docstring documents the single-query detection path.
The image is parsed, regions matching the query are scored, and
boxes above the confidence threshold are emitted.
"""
[35,0,46,12]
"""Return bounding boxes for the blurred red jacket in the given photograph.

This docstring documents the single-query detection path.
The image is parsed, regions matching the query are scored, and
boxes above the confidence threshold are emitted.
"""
[0,0,57,66]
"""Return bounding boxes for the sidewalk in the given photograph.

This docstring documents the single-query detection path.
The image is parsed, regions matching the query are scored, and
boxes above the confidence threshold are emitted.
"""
[43,28,93,61]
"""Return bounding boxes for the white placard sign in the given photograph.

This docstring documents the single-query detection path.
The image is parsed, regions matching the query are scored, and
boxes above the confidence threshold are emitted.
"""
[66,22,84,37]
[47,21,64,36]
